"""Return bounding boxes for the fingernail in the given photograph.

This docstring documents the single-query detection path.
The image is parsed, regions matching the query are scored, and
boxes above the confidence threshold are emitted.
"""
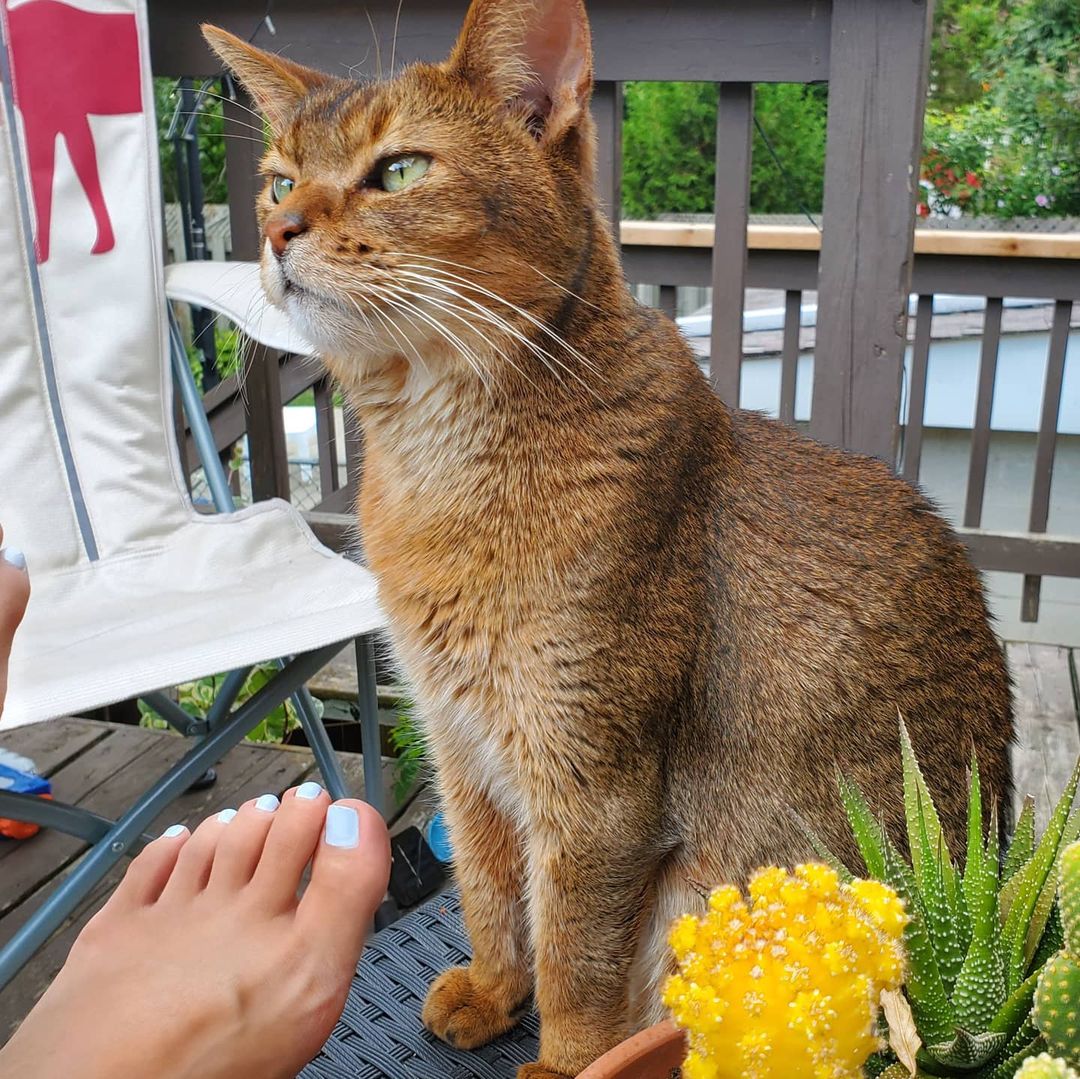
[254,793,280,813]
[217,808,238,824]
[325,804,359,848]
[1,548,26,571]
[162,824,187,838]
[296,781,323,800]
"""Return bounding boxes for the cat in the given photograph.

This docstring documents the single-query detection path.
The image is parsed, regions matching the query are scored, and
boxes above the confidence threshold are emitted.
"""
[205,3,1014,1074]
[4,0,142,263]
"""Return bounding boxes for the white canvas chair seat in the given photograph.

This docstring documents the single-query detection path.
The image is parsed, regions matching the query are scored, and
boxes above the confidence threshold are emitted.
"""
[0,0,387,988]
[7,502,379,725]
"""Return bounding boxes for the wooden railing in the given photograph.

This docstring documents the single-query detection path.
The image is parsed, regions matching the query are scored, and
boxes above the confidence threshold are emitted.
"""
[149,0,1079,627]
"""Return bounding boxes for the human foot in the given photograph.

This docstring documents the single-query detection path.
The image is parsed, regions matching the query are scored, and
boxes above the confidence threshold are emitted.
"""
[0,785,390,1079]
[0,528,31,710]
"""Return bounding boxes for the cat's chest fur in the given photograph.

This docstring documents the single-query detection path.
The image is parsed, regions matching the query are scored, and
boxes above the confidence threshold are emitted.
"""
[360,380,572,819]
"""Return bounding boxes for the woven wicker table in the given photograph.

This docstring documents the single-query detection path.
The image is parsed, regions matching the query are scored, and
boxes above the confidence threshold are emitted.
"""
[301,891,539,1078]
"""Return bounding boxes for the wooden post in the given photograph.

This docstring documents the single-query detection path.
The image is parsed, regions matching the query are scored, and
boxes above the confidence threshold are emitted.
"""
[591,80,622,230]
[244,343,291,502]
[809,0,934,461]
[709,83,753,405]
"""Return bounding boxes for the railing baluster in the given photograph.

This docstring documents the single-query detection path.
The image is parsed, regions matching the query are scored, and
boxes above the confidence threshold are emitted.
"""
[244,343,290,503]
[901,294,933,484]
[1021,299,1073,622]
[314,376,340,499]
[709,82,754,405]
[779,289,801,426]
[963,297,1003,528]
[658,285,677,320]
[591,81,622,230]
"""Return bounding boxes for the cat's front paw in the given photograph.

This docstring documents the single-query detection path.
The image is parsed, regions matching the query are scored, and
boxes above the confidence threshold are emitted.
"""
[517,1065,573,1079]
[422,966,525,1049]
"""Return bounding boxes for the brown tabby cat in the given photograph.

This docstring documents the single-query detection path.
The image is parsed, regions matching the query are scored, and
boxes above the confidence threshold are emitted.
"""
[205,2,1013,1074]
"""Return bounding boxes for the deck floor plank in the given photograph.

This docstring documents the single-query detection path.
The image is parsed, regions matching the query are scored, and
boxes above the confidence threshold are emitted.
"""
[1006,643,1079,832]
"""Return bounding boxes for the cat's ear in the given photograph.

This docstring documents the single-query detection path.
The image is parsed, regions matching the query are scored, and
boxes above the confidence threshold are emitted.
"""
[447,0,593,146]
[202,26,329,132]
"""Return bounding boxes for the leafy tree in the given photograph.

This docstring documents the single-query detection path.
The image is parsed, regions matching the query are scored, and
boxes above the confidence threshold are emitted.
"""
[920,0,1080,218]
[154,77,228,205]
[621,82,827,219]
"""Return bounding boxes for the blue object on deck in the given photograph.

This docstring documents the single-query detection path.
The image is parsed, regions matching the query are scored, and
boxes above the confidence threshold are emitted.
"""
[0,762,50,798]
[425,811,453,864]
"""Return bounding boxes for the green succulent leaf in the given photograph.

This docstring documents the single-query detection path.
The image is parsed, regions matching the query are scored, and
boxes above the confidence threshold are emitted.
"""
[990,968,1041,1040]
[792,814,855,883]
[901,720,969,990]
[926,1026,1007,1070]
[838,771,888,879]
[980,1035,1047,1079]
[1002,759,1080,991]
[1003,798,1037,887]
[880,837,958,1044]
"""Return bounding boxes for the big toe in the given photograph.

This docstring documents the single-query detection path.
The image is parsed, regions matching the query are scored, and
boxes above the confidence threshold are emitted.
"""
[296,799,389,972]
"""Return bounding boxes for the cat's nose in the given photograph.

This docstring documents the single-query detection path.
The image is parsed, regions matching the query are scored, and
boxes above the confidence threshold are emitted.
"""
[265,212,307,257]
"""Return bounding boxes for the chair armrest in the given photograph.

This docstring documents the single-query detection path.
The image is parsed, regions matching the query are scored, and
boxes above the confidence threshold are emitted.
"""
[164,260,315,356]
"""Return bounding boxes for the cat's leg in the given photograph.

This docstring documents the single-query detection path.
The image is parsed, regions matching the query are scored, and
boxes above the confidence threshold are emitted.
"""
[421,770,532,1049]
[522,825,660,1078]
[64,116,115,256]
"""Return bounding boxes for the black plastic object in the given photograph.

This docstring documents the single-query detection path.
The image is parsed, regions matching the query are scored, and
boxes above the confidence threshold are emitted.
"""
[388,826,447,908]
[300,890,539,1078]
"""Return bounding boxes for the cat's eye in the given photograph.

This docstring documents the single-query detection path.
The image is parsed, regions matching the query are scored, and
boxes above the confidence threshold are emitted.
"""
[378,154,431,192]
[270,175,295,203]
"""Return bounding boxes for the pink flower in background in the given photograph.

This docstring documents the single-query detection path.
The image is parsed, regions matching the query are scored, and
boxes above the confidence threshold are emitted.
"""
[1035,193,1051,207]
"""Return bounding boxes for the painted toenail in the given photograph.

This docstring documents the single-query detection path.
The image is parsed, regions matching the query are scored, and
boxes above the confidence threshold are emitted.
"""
[296,781,323,800]
[325,804,360,848]
[217,808,238,824]
[162,824,187,838]
[1,547,26,571]
[254,794,280,812]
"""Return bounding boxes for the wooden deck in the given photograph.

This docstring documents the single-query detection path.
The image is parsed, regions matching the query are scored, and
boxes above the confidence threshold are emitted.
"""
[0,642,1077,1046]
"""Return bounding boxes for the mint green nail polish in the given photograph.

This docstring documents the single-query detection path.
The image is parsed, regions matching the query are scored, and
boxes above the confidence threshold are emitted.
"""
[162,824,187,838]
[254,794,280,813]
[296,781,322,800]
[217,808,238,824]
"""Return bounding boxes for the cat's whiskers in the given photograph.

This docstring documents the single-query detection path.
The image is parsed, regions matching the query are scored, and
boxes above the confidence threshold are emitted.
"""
[172,85,266,126]
[173,109,266,138]
[394,263,601,377]
[394,269,601,399]
[389,0,405,77]
[395,283,567,393]
[389,285,543,392]
[362,282,494,393]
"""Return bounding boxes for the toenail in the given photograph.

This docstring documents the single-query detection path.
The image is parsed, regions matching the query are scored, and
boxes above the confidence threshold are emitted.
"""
[296,781,323,800]
[1,547,26,571]
[254,794,280,812]
[162,824,187,838]
[325,804,360,848]
[217,808,238,824]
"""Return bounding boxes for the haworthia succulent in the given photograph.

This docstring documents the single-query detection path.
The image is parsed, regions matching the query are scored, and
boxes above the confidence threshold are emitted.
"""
[880,833,958,1045]
[839,771,888,879]
[1061,841,1080,955]
[1004,799,1037,885]
[1003,761,1080,991]
[927,1026,1007,1069]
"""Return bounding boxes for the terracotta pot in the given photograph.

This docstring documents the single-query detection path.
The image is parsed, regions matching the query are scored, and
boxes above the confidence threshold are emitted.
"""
[577,1021,686,1079]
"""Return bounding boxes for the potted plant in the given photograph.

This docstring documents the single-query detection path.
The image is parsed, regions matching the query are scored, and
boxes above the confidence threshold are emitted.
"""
[577,727,1080,1079]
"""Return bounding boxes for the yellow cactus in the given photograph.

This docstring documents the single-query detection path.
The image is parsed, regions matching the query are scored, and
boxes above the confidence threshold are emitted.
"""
[663,864,908,1079]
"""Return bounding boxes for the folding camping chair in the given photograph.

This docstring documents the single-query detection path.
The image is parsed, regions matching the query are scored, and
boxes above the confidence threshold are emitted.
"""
[0,0,386,989]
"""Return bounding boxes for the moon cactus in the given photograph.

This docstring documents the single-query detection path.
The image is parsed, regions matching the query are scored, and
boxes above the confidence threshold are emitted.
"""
[663,864,907,1079]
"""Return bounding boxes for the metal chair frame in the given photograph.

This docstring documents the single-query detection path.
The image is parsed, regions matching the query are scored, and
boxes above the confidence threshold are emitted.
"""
[0,311,383,990]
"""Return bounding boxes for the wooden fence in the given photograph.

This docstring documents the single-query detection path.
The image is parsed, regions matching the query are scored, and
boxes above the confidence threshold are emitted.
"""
[148,0,1080,624]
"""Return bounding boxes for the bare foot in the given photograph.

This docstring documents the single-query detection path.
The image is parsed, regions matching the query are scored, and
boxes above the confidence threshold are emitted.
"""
[0,787,390,1078]
[0,531,30,708]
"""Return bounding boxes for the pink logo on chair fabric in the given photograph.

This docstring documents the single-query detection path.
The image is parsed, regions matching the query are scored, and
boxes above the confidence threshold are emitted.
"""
[5,0,142,263]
